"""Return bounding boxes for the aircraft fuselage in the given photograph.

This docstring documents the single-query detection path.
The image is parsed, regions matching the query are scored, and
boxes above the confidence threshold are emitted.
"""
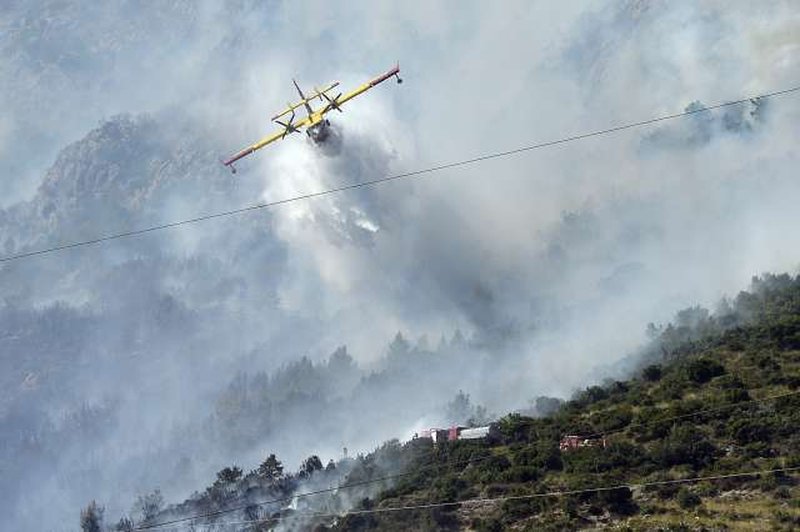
[307,117,331,143]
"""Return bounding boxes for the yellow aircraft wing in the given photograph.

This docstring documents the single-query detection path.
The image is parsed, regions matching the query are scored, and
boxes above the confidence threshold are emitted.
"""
[318,64,401,115]
[222,64,401,172]
[221,114,315,172]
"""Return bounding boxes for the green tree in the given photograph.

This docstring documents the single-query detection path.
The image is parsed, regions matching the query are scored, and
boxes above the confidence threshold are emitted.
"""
[446,390,473,424]
[115,517,134,531]
[534,396,565,416]
[215,466,243,485]
[388,332,411,359]
[134,490,163,521]
[256,454,283,481]
[80,500,104,532]
[300,455,323,478]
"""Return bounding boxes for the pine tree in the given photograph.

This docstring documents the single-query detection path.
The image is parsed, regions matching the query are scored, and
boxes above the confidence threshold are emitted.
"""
[80,500,104,532]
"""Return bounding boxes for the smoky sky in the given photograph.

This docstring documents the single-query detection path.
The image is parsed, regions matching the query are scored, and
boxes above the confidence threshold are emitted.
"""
[2,0,800,529]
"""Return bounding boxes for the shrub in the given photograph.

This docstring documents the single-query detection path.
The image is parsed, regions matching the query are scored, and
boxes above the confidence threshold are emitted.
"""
[775,511,800,527]
[502,498,546,520]
[685,358,725,384]
[592,405,633,432]
[483,454,512,474]
[596,486,637,515]
[501,466,540,483]
[656,374,688,401]
[643,364,663,382]
[513,444,562,471]
[676,488,701,509]
[472,517,503,532]
[729,418,774,445]
[431,475,468,502]
[783,374,800,389]
[430,506,460,528]
[564,442,645,475]
[653,482,679,500]
[724,387,751,404]
[652,425,718,469]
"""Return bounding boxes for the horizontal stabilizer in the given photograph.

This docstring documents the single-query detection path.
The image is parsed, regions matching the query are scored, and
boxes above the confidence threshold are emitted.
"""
[271,81,340,121]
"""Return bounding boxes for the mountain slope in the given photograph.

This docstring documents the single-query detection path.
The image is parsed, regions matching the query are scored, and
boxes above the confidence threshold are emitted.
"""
[131,273,800,531]
[329,274,800,531]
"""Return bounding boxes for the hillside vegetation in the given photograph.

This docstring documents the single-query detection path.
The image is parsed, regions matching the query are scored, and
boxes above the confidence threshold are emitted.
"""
[101,273,800,530]
[328,273,800,531]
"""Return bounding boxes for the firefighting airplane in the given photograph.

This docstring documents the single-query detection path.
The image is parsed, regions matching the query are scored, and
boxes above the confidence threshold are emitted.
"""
[222,64,402,172]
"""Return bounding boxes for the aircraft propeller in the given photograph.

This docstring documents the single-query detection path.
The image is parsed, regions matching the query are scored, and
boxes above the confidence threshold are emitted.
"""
[322,92,344,113]
[274,110,301,138]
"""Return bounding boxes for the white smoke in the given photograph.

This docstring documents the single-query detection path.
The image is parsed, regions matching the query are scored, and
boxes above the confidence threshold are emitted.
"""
[2,1,800,529]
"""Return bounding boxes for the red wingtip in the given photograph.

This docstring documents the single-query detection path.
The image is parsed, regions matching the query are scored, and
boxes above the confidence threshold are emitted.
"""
[220,157,236,173]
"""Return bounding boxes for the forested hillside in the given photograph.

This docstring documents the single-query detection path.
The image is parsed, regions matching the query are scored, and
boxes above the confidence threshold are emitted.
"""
[113,273,800,530]
[5,2,800,531]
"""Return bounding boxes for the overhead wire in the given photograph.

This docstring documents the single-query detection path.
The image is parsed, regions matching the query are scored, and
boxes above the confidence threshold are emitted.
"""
[135,451,507,530]
[133,464,437,530]
[582,387,800,440]
[17,81,795,529]
[218,465,800,529]
[3,84,800,265]
[135,385,800,529]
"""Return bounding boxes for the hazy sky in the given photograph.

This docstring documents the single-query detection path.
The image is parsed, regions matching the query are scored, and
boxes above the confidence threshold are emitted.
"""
[2,1,800,528]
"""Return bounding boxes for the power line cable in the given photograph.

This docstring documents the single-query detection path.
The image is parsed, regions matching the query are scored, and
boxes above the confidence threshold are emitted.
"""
[135,452,496,530]
[3,84,800,265]
[135,386,800,529]
[221,465,800,529]
[583,387,800,440]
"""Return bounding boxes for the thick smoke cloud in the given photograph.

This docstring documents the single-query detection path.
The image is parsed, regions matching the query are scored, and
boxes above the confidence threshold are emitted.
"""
[1,0,799,529]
